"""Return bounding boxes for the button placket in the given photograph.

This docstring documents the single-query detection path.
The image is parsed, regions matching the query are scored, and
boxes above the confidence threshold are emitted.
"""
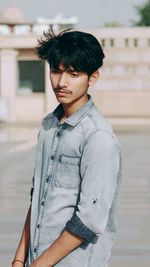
[34,178,50,254]
[34,127,63,253]
[33,208,44,251]
[48,128,62,165]
[33,128,63,258]
[48,128,63,178]
[33,193,46,254]
[32,125,66,258]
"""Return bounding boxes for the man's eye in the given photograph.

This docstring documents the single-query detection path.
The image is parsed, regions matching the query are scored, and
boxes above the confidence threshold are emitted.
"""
[71,73,79,77]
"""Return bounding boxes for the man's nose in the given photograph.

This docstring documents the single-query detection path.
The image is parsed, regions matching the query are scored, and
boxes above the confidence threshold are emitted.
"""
[58,73,68,87]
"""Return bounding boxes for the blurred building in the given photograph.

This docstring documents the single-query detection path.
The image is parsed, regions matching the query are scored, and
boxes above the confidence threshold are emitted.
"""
[0,4,150,122]
[90,27,150,121]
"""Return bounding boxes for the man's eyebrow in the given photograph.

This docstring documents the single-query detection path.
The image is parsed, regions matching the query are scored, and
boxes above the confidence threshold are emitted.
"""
[67,68,79,72]
[51,66,79,72]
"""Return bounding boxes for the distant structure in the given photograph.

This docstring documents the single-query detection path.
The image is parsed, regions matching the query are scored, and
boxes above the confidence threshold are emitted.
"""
[0,4,150,123]
[0,4,78,35]
[0,4,33,34]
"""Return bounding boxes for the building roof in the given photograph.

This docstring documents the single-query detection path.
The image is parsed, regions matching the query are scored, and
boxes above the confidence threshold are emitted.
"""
[0,4,32,25]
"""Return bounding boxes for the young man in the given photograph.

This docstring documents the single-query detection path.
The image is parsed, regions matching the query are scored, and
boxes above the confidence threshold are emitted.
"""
[12,30,122,267]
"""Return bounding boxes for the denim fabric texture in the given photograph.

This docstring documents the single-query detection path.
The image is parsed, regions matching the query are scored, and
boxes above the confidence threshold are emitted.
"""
[26,94,122,267]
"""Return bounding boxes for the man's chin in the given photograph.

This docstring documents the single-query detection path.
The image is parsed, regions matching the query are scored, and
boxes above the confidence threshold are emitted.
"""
[56,97,71,104]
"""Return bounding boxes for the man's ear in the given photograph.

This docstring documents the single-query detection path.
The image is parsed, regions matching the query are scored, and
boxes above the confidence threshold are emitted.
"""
[88,70,100,86]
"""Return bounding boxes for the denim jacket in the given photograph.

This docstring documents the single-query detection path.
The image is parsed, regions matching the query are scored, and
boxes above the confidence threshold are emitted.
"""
[26,94,122,267]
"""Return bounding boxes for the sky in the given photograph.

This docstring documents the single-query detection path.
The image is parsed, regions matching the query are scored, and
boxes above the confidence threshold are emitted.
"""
[0,0,148,27]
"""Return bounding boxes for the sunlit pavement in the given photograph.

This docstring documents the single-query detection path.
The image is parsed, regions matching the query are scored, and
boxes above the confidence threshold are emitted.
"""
[0,122,150,267]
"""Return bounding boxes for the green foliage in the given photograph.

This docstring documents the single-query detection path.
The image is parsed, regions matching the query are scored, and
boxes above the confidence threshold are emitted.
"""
[134,0,150,26]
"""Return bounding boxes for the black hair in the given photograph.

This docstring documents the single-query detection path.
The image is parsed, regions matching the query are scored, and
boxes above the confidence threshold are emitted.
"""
[36,28,105,76]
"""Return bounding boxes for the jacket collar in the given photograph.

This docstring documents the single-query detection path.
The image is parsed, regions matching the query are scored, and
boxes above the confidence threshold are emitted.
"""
[53,94,94,126]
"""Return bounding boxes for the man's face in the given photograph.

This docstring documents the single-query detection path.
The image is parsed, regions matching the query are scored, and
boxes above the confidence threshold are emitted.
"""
[49,63,91,105]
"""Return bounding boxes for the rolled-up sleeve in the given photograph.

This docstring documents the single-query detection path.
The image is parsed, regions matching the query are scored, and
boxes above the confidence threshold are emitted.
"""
[65,130,121,243]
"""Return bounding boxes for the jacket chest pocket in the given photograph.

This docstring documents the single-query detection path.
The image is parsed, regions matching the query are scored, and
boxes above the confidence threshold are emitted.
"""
[54,154,81,189]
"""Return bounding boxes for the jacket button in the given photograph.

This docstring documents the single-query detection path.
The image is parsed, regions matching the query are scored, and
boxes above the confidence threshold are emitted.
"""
[37,224,40,228]
[57,131,61,137]
[41,201,44,206]
[59,155,62,162]
[51,155,55,160]
[34,248,37,253]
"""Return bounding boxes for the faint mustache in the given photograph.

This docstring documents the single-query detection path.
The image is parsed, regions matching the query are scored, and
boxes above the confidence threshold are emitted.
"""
[55,88,71,94]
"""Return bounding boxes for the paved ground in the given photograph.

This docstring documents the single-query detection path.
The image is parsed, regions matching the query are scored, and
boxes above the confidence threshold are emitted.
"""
[0,123,150,267]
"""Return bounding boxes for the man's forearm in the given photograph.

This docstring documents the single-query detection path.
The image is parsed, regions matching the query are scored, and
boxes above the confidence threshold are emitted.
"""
[13,205,31,264]
[37,230,84,266]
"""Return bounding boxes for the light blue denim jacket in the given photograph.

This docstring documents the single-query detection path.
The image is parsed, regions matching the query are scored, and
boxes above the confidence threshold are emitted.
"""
[26,94,122,267]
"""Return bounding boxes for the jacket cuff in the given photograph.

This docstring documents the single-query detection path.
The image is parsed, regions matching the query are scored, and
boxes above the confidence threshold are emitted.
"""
[65,214,97,243]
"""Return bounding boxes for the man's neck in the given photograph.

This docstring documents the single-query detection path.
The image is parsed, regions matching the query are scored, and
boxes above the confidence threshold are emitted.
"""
[62,94,88,118]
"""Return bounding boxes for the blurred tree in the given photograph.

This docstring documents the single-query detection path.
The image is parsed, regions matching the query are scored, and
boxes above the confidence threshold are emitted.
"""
[134,0,150,26]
